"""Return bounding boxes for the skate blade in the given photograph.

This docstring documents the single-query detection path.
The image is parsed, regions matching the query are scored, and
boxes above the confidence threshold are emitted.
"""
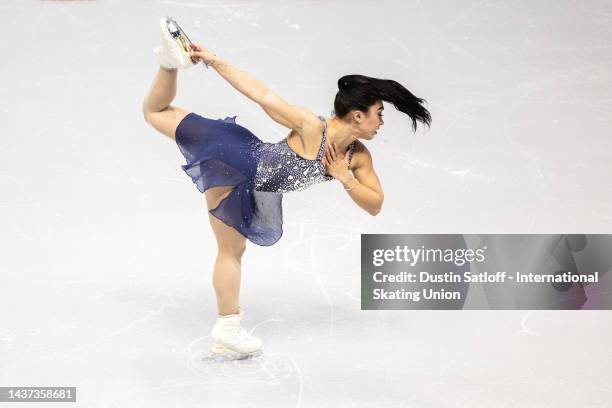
[202,343,263,363]
[165,16,196,61]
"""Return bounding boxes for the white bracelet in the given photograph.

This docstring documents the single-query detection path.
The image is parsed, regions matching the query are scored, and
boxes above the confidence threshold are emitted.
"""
[204,54,217,69]
[343,177,358,191]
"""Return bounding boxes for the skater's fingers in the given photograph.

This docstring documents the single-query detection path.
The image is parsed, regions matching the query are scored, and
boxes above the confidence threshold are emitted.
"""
[333,142,345,160]
[329,143,336,161]
[324,146,332,163]
[335,143,342,158]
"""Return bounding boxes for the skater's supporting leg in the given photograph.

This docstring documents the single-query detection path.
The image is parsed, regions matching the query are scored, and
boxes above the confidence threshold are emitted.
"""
[212,248,243,316]
[205,188,262,357]
[205,186,247,316]
[142,67,190,140]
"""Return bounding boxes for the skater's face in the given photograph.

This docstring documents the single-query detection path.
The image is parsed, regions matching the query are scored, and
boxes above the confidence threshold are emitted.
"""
[356,101,384,140]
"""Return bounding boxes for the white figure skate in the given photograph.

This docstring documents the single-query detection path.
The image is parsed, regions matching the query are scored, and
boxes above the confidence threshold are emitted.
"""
[208,309,263,361]
[154,16,197,70]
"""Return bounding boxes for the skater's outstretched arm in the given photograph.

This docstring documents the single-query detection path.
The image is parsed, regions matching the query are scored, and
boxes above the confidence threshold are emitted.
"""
[189,44,315,133]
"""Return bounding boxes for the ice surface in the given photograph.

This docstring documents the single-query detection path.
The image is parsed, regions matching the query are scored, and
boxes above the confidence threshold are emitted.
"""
[1,0,611,407]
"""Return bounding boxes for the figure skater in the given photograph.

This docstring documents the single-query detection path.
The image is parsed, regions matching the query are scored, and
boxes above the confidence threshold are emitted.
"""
[142,17,431,360]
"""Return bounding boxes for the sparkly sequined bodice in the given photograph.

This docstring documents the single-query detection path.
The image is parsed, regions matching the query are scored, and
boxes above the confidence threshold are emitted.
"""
[254,116,354,193]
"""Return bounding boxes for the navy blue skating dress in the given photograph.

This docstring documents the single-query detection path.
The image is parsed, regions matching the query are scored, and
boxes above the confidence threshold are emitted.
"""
[175,113,355,246]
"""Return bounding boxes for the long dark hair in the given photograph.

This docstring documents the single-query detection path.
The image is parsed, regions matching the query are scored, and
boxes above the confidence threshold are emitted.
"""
[333,74,431,132]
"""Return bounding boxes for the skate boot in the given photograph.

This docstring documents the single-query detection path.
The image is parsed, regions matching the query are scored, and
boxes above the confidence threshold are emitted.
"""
[209,309,263,361]
[154,16,197,70]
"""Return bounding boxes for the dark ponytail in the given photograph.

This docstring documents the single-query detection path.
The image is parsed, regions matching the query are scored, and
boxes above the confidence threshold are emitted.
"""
[334,74,431,132]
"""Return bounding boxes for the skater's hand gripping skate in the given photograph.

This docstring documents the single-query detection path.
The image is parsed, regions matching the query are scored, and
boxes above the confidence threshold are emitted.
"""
[189,44,217,66]
[322,142,351,182]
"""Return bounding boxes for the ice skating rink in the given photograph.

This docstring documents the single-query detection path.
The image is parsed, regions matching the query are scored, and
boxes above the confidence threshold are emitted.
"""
[1,1,611,407]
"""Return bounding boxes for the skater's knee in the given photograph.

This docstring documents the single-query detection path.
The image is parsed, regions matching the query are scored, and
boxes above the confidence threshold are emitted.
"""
[142,101,151,122]
[217,242,246,261]
[143,101,163,124]
[142,106,189,139]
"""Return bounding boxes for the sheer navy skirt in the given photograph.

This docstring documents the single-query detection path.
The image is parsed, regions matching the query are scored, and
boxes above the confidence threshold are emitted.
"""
[175,112,283,246]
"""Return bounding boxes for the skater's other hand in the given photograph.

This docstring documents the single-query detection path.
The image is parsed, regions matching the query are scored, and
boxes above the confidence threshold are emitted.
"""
[322,142,350,181]
[189,44,216,65]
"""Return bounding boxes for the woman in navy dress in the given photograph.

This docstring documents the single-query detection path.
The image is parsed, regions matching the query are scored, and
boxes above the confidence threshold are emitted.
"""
[142,18,431,359]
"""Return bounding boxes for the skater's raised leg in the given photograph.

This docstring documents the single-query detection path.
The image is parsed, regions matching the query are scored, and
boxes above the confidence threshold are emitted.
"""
[142,67,190,140]
[142,17,198,139]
